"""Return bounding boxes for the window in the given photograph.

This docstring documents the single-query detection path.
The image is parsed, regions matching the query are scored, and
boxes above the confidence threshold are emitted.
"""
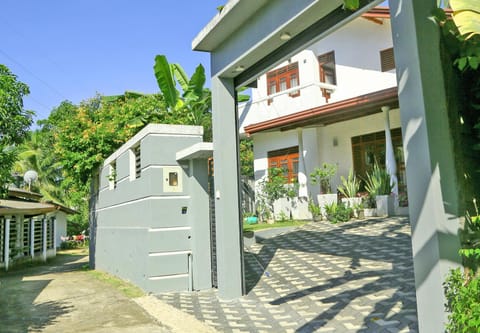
[380,47,395,72]
[267,146,299,183]
[318,51,336,102]
[351,128,406,195]
[134,145,141,179]
[266,62,300,104]
[108,161,117,190]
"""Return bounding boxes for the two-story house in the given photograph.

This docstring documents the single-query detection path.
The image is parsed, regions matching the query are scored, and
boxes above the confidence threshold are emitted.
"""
[238,7,407,214]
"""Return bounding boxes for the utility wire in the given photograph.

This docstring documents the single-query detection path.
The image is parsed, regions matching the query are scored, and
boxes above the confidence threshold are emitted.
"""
[0,48,68,100]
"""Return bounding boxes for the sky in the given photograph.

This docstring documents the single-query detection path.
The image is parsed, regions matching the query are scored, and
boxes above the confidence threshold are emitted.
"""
[1,0,225,124]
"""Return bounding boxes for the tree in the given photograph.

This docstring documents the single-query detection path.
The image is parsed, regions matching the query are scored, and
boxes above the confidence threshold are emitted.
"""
[0,64,33,196]
[14,130,63,202]
[154,55,212,140]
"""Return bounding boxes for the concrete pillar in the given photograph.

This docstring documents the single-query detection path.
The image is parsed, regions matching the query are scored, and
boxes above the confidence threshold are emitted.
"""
[389,0,462,331]
[4,217,10,271]
[30,218,35,258]
[211,75,244,299]
[42,216,47,262]
[382,106,398,198]
[297,129,308,199]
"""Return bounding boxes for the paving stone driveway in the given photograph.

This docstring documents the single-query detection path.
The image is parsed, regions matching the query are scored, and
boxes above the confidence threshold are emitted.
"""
[156,217,418,332]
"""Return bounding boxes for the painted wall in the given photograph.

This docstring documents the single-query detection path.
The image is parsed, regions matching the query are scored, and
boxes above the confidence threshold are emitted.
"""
[95,124,212,293]
[252,108,401,198]
[239,16,396,134]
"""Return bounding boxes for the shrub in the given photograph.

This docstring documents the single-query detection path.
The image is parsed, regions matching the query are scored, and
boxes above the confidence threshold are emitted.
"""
[444,268,480,332]
[324,202,352,224]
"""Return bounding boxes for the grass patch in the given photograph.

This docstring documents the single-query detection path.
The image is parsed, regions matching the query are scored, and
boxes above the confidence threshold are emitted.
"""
[86,270,145,299]
[243,220,309,232]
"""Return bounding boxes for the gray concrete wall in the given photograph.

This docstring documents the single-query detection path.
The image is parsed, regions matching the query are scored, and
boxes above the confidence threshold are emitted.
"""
[95,124,212,293]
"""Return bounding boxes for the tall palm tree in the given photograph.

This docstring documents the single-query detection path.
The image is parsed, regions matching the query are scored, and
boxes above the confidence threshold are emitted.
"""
[14,130,64,202]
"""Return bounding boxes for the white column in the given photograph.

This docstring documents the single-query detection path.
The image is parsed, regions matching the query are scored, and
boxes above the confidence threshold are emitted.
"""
[382,106,398,199]
[4,217,10,271]
[52,217,57,255]
[297,128,308,198]
[42,216,47,262]
[30,218,35,258]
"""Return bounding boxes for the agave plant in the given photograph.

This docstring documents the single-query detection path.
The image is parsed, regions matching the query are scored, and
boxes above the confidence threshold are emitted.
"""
[338,169,360,198]
[364,162,394,197]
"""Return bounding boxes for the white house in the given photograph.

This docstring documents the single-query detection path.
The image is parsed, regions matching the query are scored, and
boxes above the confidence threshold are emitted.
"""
[0,188,76,270]
[238,7,407,213]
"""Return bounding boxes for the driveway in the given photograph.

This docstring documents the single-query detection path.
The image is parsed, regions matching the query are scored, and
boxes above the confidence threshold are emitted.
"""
[156,217,418,332]
[0,249,215,333]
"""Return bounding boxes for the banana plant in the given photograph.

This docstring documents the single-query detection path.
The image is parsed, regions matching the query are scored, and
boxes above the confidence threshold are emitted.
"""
[450,0,480,38]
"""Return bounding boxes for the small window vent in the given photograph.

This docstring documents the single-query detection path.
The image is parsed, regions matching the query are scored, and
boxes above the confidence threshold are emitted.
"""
[380,47,395,72]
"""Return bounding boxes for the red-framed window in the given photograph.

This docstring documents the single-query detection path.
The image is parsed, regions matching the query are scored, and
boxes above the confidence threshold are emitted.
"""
[267,146,299,183]
[318,51,336,102]
[266,62,300,104]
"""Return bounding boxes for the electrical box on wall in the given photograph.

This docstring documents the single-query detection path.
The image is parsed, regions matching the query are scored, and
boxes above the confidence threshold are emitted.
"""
[163,166,183,193]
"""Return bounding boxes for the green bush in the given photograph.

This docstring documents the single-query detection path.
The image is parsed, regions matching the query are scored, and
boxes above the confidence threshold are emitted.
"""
[324,202,352,224]
[444,268,480,332]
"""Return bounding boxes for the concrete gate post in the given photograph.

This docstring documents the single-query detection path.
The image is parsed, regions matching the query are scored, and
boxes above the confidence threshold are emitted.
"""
[389,0,462,330]
[211,75,245,300]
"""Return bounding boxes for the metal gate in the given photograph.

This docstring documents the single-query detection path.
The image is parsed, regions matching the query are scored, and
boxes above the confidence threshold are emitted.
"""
[208,158,218,288]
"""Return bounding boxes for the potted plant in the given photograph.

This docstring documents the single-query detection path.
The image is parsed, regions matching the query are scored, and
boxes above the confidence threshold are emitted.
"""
[308,198,321,222]
[362,193,377,218]
[364,162,394,217]
[310,163,338,219]
[257,167,296,222]
[310,162,337,194]
[338,169,361,208]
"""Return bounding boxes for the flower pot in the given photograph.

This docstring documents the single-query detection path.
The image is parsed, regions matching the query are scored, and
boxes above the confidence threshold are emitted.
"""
[317,193,337,219]
[245,216,258,224]
[376,195,394,217]
[363,208,377,218]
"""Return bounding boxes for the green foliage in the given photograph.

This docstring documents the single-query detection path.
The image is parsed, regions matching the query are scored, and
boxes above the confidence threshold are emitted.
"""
[324,201,352,224]
[308,199,321,220]
[257,167,297,221]
[0,64,33,196]
[239,138,254,177]
[36,94,167,232]
[338,169,361,198]
[310,163,337,194]
[14,130,64,202]
[342,0,359,11]
[153,55,212,141]
[444,268,480,332]
[364,162,393,197]
[450,0,480,39]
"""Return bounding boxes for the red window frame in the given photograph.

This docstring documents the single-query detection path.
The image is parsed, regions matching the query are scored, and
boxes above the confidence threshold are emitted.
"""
[318,51,336,102]
[267,146,299,183]
[266,62,300,105]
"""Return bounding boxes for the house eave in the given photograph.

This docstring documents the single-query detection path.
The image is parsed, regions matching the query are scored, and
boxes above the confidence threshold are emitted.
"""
[192,0,269,52]
[244,87,399,135]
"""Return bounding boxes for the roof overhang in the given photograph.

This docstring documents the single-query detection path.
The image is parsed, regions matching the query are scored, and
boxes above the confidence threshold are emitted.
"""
[0,200,58,216]
[193,0,384,87]
[244,87,398,135]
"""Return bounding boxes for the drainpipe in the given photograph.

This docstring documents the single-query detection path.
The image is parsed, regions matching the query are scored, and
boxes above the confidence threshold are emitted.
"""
[382,106,398,204]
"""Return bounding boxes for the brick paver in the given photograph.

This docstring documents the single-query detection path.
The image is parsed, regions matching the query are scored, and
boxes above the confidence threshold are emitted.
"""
[156,217,418,332]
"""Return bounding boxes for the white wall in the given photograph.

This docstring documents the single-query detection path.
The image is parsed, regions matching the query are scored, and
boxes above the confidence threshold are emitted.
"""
[53,211,68,247]
[239,17,396,134]
[252,108,402,198]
